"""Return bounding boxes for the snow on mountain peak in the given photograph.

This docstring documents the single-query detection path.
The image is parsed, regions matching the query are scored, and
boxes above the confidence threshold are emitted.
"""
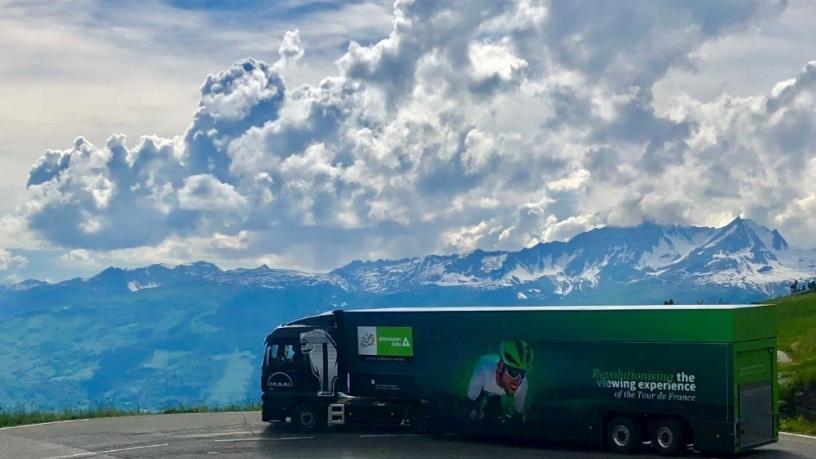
[739,218,789,251]
[327,218,813,296]
[127,281,160,292]
[11,219,814,301]
[480,254,507,272]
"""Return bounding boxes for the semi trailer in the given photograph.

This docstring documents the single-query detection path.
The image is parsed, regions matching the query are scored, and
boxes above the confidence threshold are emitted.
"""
[261,305,777,455]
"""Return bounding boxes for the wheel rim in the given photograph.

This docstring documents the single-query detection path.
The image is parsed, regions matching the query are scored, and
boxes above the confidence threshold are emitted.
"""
[300,411,315,427]
[657,426,674,449]
[612,425,630,447]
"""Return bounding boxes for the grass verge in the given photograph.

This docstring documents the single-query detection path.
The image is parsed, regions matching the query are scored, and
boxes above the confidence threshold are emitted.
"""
[772,290,816,434]
[780,416,816,436]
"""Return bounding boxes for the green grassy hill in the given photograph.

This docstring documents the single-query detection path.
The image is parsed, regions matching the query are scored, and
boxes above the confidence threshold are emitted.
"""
[773,290,816,433]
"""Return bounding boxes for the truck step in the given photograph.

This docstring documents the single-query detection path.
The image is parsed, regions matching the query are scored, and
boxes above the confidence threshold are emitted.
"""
[328,403,345,426]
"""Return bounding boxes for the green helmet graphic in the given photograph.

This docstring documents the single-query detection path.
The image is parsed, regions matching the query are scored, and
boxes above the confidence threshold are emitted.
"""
[500,340,533,371]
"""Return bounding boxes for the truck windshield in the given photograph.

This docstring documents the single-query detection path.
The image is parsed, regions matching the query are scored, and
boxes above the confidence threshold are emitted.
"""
[264,343,278,367]
[265,340,302,366]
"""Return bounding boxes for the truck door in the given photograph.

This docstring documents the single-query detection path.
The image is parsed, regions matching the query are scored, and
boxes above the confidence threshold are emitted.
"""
[300,329,339,396]
[736,347,775,448]
[265,339,318,394]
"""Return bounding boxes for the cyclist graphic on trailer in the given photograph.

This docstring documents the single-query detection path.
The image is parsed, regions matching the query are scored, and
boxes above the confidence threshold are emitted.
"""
[466,340,533,422]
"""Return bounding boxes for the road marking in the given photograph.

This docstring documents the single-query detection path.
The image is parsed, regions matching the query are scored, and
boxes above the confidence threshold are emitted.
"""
[45,443,168,459]
[780,431,816,440]
[0,418,90,431]
[214,436,313,442]
[44,452,97,459]
[359,434,423,438]
[176,431,254,439]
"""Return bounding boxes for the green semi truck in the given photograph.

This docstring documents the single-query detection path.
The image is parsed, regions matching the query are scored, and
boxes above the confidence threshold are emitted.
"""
[261,305,777,455]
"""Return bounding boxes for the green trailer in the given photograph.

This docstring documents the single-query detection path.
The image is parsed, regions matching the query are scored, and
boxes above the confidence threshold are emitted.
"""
[261,305,777,455]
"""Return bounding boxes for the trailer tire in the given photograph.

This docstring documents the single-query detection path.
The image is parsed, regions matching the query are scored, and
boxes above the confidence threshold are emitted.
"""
[405,404,429,433]
[606,416,643,454]
[652,418,686,456]
[291,403,323,433]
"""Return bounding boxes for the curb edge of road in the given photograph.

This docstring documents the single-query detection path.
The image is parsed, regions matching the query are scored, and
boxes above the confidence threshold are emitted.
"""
[0,410,262,432]
[0,418,90,431]
[3,415,816,442]
[780,431,816,440]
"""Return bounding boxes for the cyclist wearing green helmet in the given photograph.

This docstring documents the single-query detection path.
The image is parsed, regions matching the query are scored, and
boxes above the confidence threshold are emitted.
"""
[466,340,533,421]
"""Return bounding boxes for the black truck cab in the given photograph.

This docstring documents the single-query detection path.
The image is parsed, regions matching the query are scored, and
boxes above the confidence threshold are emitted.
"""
[261,313,341,427]
[261,311,410,431]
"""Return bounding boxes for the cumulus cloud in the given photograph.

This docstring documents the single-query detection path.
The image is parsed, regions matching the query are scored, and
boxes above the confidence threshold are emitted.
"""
[13,0,815,271]
[547,169,591,192]
[441,220,504,253]
[276,29,305,69]
[0,249,27,273]
[60,249,92,262]
[652,60,816,243]
[540,214,602,243]
[177,174,247,211]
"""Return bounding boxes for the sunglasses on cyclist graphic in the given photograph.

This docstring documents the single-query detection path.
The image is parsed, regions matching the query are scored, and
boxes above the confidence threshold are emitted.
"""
[504,365,526,380]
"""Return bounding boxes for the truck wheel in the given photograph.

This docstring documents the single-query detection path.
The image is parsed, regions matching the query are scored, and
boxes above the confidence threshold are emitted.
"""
[606,417,643,454]
[291,404,323,433]
[652,418,686,456]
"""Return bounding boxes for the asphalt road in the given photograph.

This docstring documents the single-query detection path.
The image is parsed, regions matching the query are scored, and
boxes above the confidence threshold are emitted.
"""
[0,412,814,459]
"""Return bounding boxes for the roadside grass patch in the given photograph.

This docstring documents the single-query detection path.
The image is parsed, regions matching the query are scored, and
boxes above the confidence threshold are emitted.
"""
[781,416,816,436]
[771,291,816,434]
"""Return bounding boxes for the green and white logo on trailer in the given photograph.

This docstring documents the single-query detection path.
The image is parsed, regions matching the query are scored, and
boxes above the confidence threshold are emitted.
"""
[357,326,413,357]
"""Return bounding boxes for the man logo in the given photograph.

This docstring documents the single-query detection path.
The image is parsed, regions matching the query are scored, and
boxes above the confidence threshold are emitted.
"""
[267,372,294,390]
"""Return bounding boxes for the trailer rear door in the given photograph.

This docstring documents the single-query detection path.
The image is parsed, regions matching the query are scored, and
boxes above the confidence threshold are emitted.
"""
[736,347,774,448]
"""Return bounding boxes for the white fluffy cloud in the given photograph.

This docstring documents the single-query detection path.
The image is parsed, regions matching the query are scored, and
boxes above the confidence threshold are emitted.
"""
[60,249,92,263]
[276,29,305,69]
[177,175,247,212]
[0,249,27,273]
[11,0,816,271]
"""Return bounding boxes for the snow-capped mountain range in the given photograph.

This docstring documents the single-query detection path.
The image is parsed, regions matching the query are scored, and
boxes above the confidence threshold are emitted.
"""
[334,217,814,295]
[7,217,811,302]
[1,217,814,411]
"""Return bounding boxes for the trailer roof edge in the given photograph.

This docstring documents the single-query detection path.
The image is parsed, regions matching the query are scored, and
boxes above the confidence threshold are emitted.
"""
[348,304,770,313]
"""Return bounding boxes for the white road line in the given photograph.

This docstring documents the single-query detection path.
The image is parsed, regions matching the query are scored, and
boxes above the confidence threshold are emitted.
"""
[780,431,816,440]
[358,434,423,438]
[45,443,168,459]
[99,443,169,454]
[214,436,313,442]
[0,418,90,431]
[43,452,96,459]
[176,431,254,439]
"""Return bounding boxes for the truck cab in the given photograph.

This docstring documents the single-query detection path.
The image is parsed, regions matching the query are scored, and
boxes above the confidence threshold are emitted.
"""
[261,311,413,432]
[261,313,341,430]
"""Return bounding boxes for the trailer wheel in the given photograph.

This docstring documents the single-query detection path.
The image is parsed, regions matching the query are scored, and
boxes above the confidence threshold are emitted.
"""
[606,416,643,454]
[291,404,323,433]
[652,418,686,456]
[404,404,428,433]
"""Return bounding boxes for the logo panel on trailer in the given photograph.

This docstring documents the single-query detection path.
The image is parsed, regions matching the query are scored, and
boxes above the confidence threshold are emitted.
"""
[357,326,413,358]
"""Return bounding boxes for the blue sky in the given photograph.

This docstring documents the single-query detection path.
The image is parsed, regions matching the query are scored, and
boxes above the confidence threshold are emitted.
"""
[1,0,816,282]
